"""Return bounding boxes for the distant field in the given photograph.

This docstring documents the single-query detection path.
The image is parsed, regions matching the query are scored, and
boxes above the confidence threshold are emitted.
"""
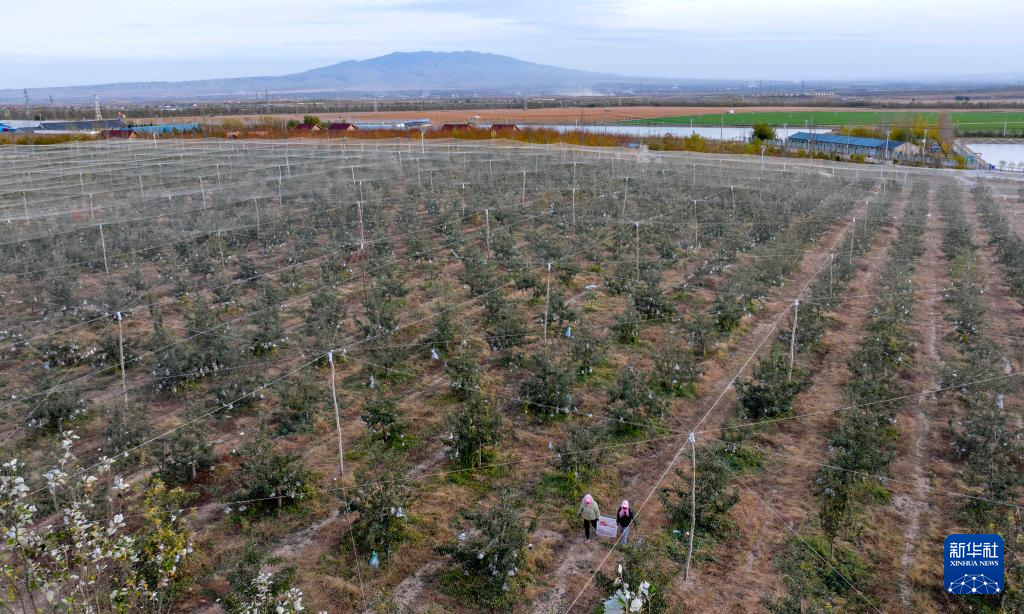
[622,110,1024,134]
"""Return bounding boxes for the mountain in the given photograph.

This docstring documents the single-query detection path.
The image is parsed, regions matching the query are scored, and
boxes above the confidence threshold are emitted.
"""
[0,51,666,103]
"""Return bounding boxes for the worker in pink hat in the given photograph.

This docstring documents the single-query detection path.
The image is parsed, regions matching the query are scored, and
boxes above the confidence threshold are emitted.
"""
[577,493,600,540]
[616,500,634,545]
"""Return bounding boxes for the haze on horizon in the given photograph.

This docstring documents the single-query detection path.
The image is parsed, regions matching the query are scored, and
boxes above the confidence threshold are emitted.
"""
[2,0,1022,89]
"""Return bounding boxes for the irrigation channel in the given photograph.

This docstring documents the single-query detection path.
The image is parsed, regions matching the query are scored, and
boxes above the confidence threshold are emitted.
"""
[0,138,1022,613]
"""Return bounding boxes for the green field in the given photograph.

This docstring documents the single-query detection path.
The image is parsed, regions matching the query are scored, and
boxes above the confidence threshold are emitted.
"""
[621,110,1024,135]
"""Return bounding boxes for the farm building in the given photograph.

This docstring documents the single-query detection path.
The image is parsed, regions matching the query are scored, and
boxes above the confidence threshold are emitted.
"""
[439,123,473,132]
[131,123,201,135]
[101,129,137,139]
[41,119,124,131]
[0,120,43,132]
[327,122,357,132]
[785,131,916,160]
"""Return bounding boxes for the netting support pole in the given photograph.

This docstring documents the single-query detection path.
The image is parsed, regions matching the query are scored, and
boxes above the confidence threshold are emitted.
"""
[849,218,855,267]
[789,299,799,382]
[685,432,697,581]
[328,350,345,477]
[621,176,629,217]
[116,312,129,421]
[521,171,527,207]
[485,208,491,259]
[571,187,577,231]
[543,261,552,341]
[829,252,835,299]
[634,221,641,283]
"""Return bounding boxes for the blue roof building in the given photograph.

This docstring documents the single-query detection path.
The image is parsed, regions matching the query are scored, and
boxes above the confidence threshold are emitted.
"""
[131,123,202,135]
[785,131,917,160]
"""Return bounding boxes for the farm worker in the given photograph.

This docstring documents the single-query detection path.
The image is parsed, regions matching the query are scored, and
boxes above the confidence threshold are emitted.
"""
[578,493,600,540]
[616,500,634,545]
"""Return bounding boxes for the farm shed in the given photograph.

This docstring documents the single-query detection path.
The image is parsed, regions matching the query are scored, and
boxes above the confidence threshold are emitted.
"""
[101,129,137,139]
[327,122,357,132]
[785,131,916,160]
[41,119,124,131]
[132,123,201,135]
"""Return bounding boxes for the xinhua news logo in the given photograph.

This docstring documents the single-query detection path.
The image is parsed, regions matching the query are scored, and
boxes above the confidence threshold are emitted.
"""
[944,534,1004,595]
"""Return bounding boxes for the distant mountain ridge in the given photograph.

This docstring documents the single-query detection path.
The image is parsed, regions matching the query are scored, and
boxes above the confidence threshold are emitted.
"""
[0,51,664,103]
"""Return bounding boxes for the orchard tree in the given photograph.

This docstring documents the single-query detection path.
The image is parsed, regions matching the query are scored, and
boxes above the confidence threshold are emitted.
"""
[734,346,808,421]
[444,347,483,399]
[26,375,87,433]
[445,394,503,468]
[361,390,402,442]
[104,403,152,465]
[517,354,575,419]
[157,423,216,487]
[426,307,462,356]
[684,312,717,358]
[185,297,234,379]
[608,369,667,432]
[554,423,607,491]
[348,443,412,560]
[569,323,605,378]
[660,445,739,546]
[612,301,641,345]
[436,491,533,609]
[653,344,702,398]
[596,537,671,614]
[234,430,316,515]
[303,286,348,358]
[274,377,326,435]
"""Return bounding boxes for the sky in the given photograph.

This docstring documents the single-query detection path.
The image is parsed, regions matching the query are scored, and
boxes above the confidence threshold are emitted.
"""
[2,0,1023,88]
